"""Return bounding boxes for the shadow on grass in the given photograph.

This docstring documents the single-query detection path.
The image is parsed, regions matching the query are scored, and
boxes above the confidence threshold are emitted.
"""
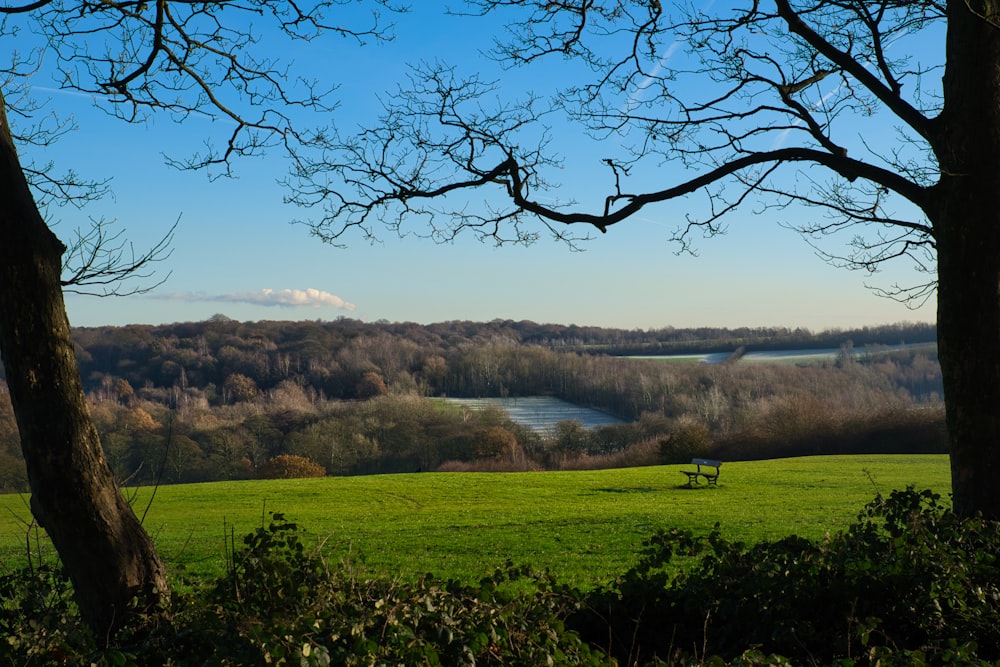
[592,487,657,494]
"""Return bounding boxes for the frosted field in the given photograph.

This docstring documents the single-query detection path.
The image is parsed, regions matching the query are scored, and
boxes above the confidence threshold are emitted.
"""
[442,396,627,435]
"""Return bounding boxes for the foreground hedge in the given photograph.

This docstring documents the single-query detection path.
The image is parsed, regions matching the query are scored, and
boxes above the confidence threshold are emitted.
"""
[1,489,998,666]
[580,487,1000,665]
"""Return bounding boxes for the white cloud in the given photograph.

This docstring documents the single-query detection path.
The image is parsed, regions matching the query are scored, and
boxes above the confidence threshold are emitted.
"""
[156,288,356,311]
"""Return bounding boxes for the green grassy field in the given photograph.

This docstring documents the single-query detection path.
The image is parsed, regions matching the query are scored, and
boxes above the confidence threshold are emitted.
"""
[0,455,950,589]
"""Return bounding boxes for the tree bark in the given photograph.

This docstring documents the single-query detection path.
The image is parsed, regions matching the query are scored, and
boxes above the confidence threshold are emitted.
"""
[0,91,168,636]
[931,2,1000,519]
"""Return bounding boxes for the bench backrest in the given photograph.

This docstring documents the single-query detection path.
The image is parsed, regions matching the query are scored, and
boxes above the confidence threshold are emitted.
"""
[691,458,722,469]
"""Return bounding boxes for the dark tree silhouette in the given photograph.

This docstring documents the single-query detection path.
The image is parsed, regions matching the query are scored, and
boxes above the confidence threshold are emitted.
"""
[0,0,397,637]
[290,2,1000,518]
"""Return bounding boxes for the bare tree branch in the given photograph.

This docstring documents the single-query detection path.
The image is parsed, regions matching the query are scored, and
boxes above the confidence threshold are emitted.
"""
[289,1,945,304]
[774,0,936,141]
[0,0,52,14]
[5,1,402,177]
[2,1,404,293]
[61,218,176,297]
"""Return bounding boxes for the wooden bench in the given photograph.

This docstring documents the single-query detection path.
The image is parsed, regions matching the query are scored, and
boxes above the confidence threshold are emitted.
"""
[681,458,722,487]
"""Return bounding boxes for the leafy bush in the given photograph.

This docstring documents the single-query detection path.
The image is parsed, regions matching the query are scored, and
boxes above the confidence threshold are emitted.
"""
[3,493,999,666]
[0,514,606,665]
[0,563,86,664]
[202,513,606,665]
[575,487,1000,665]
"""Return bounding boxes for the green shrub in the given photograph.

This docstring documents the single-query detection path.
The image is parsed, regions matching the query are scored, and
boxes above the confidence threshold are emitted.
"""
[204,513,607,665]
[0,515,608,665]
[4,492,999,666]
[0,563,85,665]
[576,487,1000,665]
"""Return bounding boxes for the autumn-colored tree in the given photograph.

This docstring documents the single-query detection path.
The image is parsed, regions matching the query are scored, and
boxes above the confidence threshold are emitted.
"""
[355,371,389,400]
[475,425,520,460]
[223,373,259,404]
[257,454,326,480]
[124,407,159,433]
[112,378,134,406]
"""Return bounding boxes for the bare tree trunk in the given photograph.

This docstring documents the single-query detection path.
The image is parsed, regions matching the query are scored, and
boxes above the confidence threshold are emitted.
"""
[0,92,168,636]
[933,3,1000,519]
[937,233,1000,520]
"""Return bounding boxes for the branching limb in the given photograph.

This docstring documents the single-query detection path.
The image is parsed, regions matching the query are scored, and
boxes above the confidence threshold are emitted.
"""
[2,1,404,298]
[5,1,402,178]
[61,219,176,297]
[291,58,931,238]
[287,1,943,308]
[774,0,937,140]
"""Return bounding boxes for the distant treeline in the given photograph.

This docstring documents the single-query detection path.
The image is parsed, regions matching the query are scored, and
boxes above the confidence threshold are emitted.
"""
[0,316,937,391]
[568,321,938,356]
[0,317,944,491]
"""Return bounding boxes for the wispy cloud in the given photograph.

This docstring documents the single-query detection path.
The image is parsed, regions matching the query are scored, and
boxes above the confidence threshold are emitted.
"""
[29,85,98,101]
[624,0,716,113]
[624,41,681,113]
[155,288,356,311]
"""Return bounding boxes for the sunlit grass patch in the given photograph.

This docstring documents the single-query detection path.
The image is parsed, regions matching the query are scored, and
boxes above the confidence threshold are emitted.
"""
[0,455,950,588]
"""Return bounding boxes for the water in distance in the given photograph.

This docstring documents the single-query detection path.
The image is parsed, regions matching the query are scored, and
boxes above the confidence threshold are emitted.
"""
[442,396,627,436]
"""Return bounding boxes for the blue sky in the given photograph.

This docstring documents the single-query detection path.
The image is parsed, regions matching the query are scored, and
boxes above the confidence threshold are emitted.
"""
[15,2,936,331]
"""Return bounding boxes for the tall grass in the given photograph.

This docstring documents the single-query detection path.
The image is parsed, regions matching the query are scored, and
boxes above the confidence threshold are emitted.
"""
[0,456,950,588]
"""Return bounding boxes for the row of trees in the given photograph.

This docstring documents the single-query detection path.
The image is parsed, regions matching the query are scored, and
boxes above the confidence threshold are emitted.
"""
[38,317,939,408]
[0,327,945,491]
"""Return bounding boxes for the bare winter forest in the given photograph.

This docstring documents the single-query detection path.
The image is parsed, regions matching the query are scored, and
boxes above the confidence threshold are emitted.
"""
[0,318,942,490]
